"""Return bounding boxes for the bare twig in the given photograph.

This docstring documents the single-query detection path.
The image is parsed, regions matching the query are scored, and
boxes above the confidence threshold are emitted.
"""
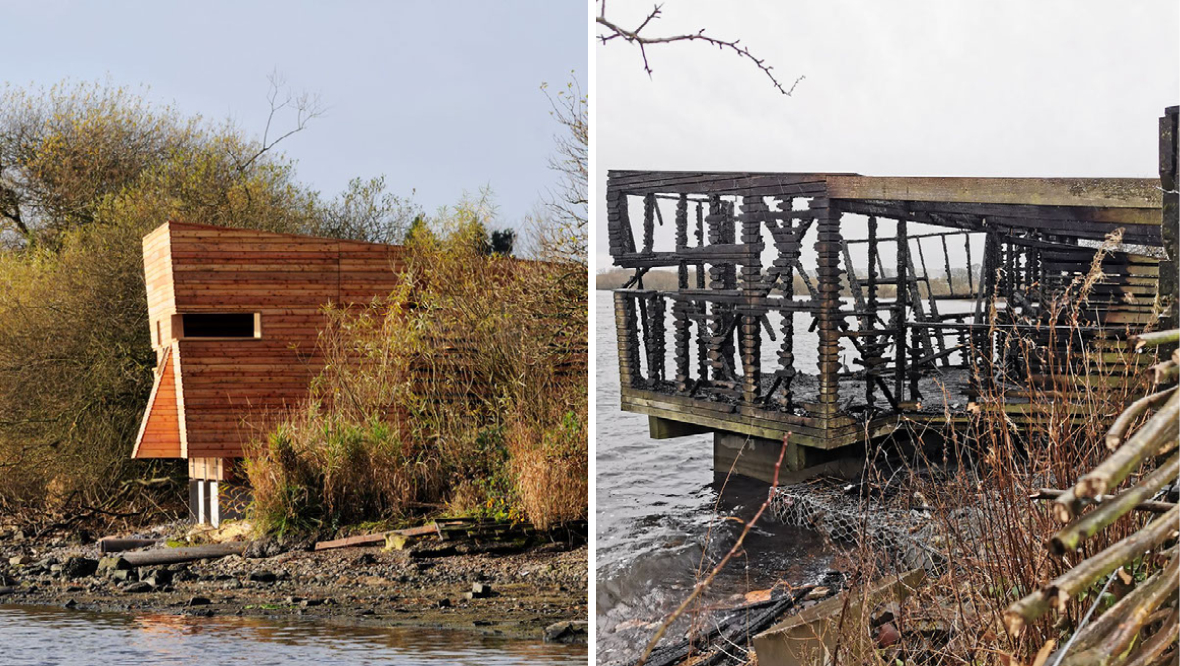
[231,70,324,174]
[596,3,803,96]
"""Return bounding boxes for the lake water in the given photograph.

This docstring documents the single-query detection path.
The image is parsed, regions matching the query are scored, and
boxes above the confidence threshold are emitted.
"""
[594,291,836,665]
[0,604,586,666]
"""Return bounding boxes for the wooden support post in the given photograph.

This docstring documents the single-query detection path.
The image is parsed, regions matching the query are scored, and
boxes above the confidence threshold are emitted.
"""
[646,293,666,386]
[941,235,954,297]
[1160,106,1178,327]
[673,301,691,392]
[815,200,843,418]
[774,200,803,408]
[706,195,736,384]
[739,195,766,405]
[673,195,691,391]
[866,216,879,408]
[615,292,642,388]
[896,217,908,402]
[965,233,974,295]
[642,193,656,253]
[676,194,689,288]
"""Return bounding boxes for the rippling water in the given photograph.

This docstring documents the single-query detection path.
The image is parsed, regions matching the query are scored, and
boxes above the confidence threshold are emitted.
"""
[594,291,835,664]
[0,604,585,666]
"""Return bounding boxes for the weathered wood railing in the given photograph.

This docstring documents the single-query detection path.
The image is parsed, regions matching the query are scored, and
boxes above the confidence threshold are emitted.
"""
[608,169,1166,450]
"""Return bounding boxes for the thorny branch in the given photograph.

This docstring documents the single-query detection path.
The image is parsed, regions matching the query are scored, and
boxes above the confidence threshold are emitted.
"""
[596,2,804,96]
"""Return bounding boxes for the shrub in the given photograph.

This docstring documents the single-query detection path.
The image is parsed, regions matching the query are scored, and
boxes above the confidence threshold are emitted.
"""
[245,196,588,535]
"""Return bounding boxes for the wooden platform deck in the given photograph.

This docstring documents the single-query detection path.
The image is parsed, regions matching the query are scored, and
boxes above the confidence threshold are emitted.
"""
[608,106,1177,478]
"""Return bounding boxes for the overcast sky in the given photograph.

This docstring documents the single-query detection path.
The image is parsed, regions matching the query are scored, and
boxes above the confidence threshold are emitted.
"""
[595,0,1179,270]
[4,1,586,230]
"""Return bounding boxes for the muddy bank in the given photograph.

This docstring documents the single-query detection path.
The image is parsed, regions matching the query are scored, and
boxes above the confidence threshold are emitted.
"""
[0,523,587,644]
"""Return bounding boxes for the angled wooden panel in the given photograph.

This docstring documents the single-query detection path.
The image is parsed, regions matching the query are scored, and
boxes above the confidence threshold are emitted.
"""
[132,346,183,459]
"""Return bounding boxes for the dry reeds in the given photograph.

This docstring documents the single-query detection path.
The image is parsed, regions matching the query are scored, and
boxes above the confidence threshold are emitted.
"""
[787,231,1172,664]
[245,210,588,536]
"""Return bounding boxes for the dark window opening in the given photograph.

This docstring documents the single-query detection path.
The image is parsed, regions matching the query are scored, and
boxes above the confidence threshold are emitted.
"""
[182,313,257,339]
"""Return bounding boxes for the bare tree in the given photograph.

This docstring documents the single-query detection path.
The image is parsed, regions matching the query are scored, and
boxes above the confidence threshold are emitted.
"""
[530,75,587,263]
[596,2,803,96]
[230,70,325,173]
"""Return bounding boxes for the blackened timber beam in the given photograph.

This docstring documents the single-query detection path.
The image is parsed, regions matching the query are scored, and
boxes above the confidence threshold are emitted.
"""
[825,176,1161,209]
[835,200,1161,244]
[845,229,970,243]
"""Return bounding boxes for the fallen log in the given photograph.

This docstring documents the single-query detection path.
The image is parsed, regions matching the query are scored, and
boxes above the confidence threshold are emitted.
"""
[1061,555,1178,666]
[1073,392,1179,501]
[1049,455,1179,555]
[98,537,163,554]
[1005,506,1180,635]
[120,542,249,567]
[1062,554,1178,659]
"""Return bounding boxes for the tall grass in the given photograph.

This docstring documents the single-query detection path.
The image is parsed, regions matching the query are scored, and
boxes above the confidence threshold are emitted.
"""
[821,234,1167,663]
[245,212,588,536]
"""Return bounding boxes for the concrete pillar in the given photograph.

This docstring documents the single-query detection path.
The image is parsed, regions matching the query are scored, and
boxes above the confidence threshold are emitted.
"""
[188,480,201,521]
[648,416,711,439]
[195,480,210,525]
[714,431,864,485]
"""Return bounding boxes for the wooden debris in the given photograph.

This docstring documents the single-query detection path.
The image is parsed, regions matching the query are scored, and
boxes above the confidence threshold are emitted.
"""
[121,542,248,567]
[97,537,163,554]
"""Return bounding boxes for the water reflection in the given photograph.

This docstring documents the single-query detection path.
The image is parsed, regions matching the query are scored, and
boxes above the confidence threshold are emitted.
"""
[0,604,585,666]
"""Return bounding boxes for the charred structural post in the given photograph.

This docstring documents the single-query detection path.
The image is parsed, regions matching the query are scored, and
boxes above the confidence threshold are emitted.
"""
[674,195,692,391]
[1161,106,1178,328]
[694,202,709,381]
[739,196,766,405]
[707,195,736,385]
[866,216,879,407]
[815,199,843,417]
[643,291,665,386]
[895,217,908,402]
[775,197,801,408]
[616,291,641,389]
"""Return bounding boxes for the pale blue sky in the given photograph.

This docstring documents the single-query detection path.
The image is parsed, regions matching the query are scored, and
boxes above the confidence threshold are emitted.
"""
[4,1,587,229]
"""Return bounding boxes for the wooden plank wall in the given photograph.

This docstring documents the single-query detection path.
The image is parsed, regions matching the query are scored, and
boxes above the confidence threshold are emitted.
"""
[142,224,176,361]
[139,221,405,462]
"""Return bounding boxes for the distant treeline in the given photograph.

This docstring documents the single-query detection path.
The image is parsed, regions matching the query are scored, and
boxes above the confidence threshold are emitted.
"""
[596,266,982,299]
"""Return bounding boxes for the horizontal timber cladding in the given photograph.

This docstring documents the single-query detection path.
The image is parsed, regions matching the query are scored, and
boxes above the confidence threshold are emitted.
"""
[135,221,408,461]
[132,346,183,459]
[607,169,1167,457]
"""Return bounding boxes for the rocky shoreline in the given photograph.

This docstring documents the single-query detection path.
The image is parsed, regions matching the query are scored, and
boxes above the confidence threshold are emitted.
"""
[0,523,588,644]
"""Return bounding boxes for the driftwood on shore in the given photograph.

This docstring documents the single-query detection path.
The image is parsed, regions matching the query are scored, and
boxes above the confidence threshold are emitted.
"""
[97,537,163,554]
[120,543,248,567]
[313,518,587,553]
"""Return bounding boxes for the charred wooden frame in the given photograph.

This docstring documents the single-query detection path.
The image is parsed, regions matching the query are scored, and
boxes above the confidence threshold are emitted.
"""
[608,138,1172,466]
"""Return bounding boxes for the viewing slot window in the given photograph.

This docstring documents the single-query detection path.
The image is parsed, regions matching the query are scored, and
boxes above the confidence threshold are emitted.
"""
[178,313,260,339]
